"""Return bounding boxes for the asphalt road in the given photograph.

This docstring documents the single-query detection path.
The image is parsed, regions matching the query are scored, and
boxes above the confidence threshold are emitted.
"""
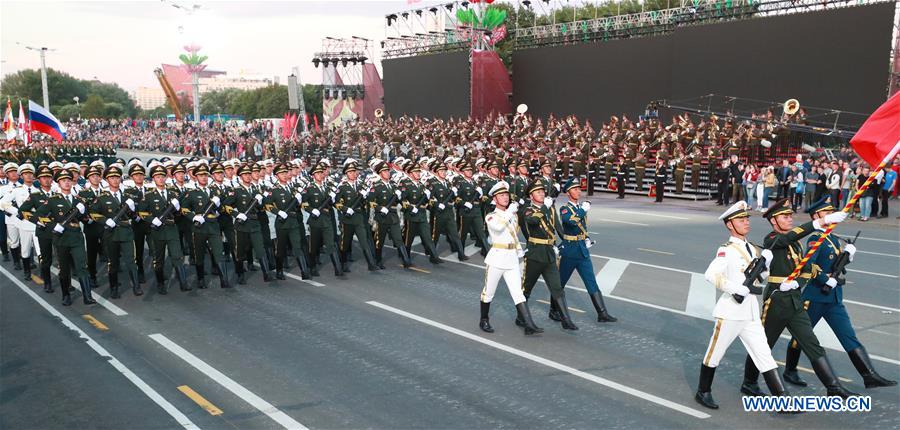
[1,159,898,429]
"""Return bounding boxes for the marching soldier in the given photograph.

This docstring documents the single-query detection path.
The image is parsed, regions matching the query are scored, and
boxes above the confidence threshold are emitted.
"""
[371,161,412,269]
[427,160,467,261]
[537,159,561,201]
[302,162,344,278]
[23,166,55,292]
[171,162,194,266]
[479,181,542,335]
[0,162,23,271]
[695,201,787,410]
[269,162,312,280]
[400,161,441,265]
[125,163,150,284]
[557,178,616,323]
[335,160,378,272]
[143,165,191,293]
[37,170,96,306]
[741,198,856,398]
[455,161,488,257]
[230,163,274,284]
[90,165,142,298]
[517,180,578,331]
[6,163,39,281]
[252,162,276,270]
[181,164,232,289]
[211,162,236,263]
[781,197,896,389]
[78,166,105,288]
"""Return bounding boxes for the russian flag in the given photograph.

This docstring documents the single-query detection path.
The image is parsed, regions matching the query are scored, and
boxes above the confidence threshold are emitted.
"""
[28,100,66,142]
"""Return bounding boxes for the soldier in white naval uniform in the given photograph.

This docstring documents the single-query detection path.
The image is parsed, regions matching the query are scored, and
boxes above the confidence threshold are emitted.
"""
[0,162,23,270]
[695,201,789,410]
[479,181,543,335]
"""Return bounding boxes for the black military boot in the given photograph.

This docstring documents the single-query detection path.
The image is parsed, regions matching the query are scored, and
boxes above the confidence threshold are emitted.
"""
[309,252,321,277]
[741,355,765,396]
[275,257,286,280]
[552,295,579,331]
[398,245,413,268]
[479,301,494,333]
[265,248,276,270]
[109,272,121,299]
[11,248,21,270]
[810,355,859,399]
[548,299,563,322]
[515,295,530,327]
[589,291,617,322]
[217,263,231,288]
[783,344,807,386]
[296,256,311,280]
[43,277,53,294]
[2,251,8,262]
[340,251,351,273]
[155,267,167,295]
[236,261,247,285]
[259,258,273,282]
[330,252,345,278]
[195,265,207,289]
[695,364,719,409]
[80,276,97,305]
[138,269,146,284]
[22,256,32,281]
[176,265,191,291]
[762,369,789,396]
[130,270,143,296]
[848,347,897,388]
[61,279,73,306]
[515,302,544,335]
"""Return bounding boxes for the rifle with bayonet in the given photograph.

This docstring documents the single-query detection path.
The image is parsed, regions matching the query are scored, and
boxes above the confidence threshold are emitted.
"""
[734,241,772,304]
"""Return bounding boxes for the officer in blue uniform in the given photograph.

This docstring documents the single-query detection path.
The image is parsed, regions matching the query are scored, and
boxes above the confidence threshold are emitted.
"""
[782,196,896,389]
[557,178,617,323]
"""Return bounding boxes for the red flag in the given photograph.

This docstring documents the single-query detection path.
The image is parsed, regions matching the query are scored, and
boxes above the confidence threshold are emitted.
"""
[850,92,900,167]
[313,114,319,132]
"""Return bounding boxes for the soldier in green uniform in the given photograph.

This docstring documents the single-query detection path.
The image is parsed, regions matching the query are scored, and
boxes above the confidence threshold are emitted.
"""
[634,140,648,191]
[90,165,142,299]
[20,165,55,292]
[517,180,578,331]
[78,166,105,288]
[455,161,488,257]
[400,161,441,265]
[181,164,231,289]
[302,162,344,278]
[335,160,378,272]
[143,165,190,293]
[211,162,236,263]
[230,164,274,284]
[38,170,96,306]
[171,162,194,266]
[370,161,412,269]
[741,199,856,398]
[253,163,277,270]
[426,160,467,261]
[537,159,561,200]
[690,146,703,190]
[125,163,150,284]
[673,149,687,194]
[269,163,312,280]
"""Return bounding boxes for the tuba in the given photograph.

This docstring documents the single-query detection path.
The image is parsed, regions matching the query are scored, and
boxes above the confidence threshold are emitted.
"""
[374,108,384,118]
[783,99,800,116]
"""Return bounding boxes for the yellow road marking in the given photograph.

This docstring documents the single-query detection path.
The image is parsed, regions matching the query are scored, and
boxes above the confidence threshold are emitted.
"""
[775,360,852,383]
[401,265,431,274]
[82,314,109,331]
[638,248,674,256]
[177,385,223,416]
[536,299,586,313]
[31,274,44,285]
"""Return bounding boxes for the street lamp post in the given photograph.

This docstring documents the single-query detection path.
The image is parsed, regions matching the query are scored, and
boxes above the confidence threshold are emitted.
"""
[19,44,55,109]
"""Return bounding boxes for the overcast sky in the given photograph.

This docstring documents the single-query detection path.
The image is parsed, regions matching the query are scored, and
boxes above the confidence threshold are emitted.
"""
[0,0,447,92]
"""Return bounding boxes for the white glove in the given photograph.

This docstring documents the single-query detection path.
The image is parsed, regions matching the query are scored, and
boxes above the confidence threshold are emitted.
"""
[507,202,519,214]
[193,215,205,224]
[76,202,86,214]
[211,196,221,207]
[554,183,561,191]
[345,207,355,216]
[451,186,458,194]
[844,243,856,261]
[518,199,525,205]
[424,189,431,199]
[125,198,135,211]
[361,189,369,198]
[822,211,848,225]
[464,202,473,210]
[779,280,799,292]
[105,219,116,229]
[53,224,65,234]
[584,238,594,249]
[411,207,419,214]
[171,198,180,210]
[311,209,321,217]
[380,206,389,215]
[254,194,264,204]
[329,191,336,200]
[394,189,402,198]
[580,201,591,212]
[476,187,483,196]
[6,207,17,217]
[826,277,838,288]
[277,210,288,219]
[235,213,247,222]
[517,249,525,259]
[543,197,554,208]
[438,203,446,210]
[761,249,774,269]
[151,217,162,227]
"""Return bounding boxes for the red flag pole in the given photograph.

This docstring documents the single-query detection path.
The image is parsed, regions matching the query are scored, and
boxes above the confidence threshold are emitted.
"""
[785,140,900,282]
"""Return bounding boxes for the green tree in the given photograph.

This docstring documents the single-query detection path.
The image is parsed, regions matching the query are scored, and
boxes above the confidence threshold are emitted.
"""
[200,88,242,114]
[55,104,82,121]
[0,68,86,109]
[81,94,106,118]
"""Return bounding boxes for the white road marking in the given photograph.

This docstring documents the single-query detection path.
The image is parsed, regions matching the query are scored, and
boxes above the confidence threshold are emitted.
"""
[463,244,480,257]
[617,210,691,220]
[50,267,128,316]
[590,254,695,275]
[285,273,325,287]
[589,217,650,227]
[149,333,309,430]
[0,267,198,430]
[856,250,899,258]
[843,300,900,313]
[637,248,675,256]
[685,273,716,318]
[846,268,898,278]
[857,236,900,244]
[595,258,628,295]
[367,301,710,419]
